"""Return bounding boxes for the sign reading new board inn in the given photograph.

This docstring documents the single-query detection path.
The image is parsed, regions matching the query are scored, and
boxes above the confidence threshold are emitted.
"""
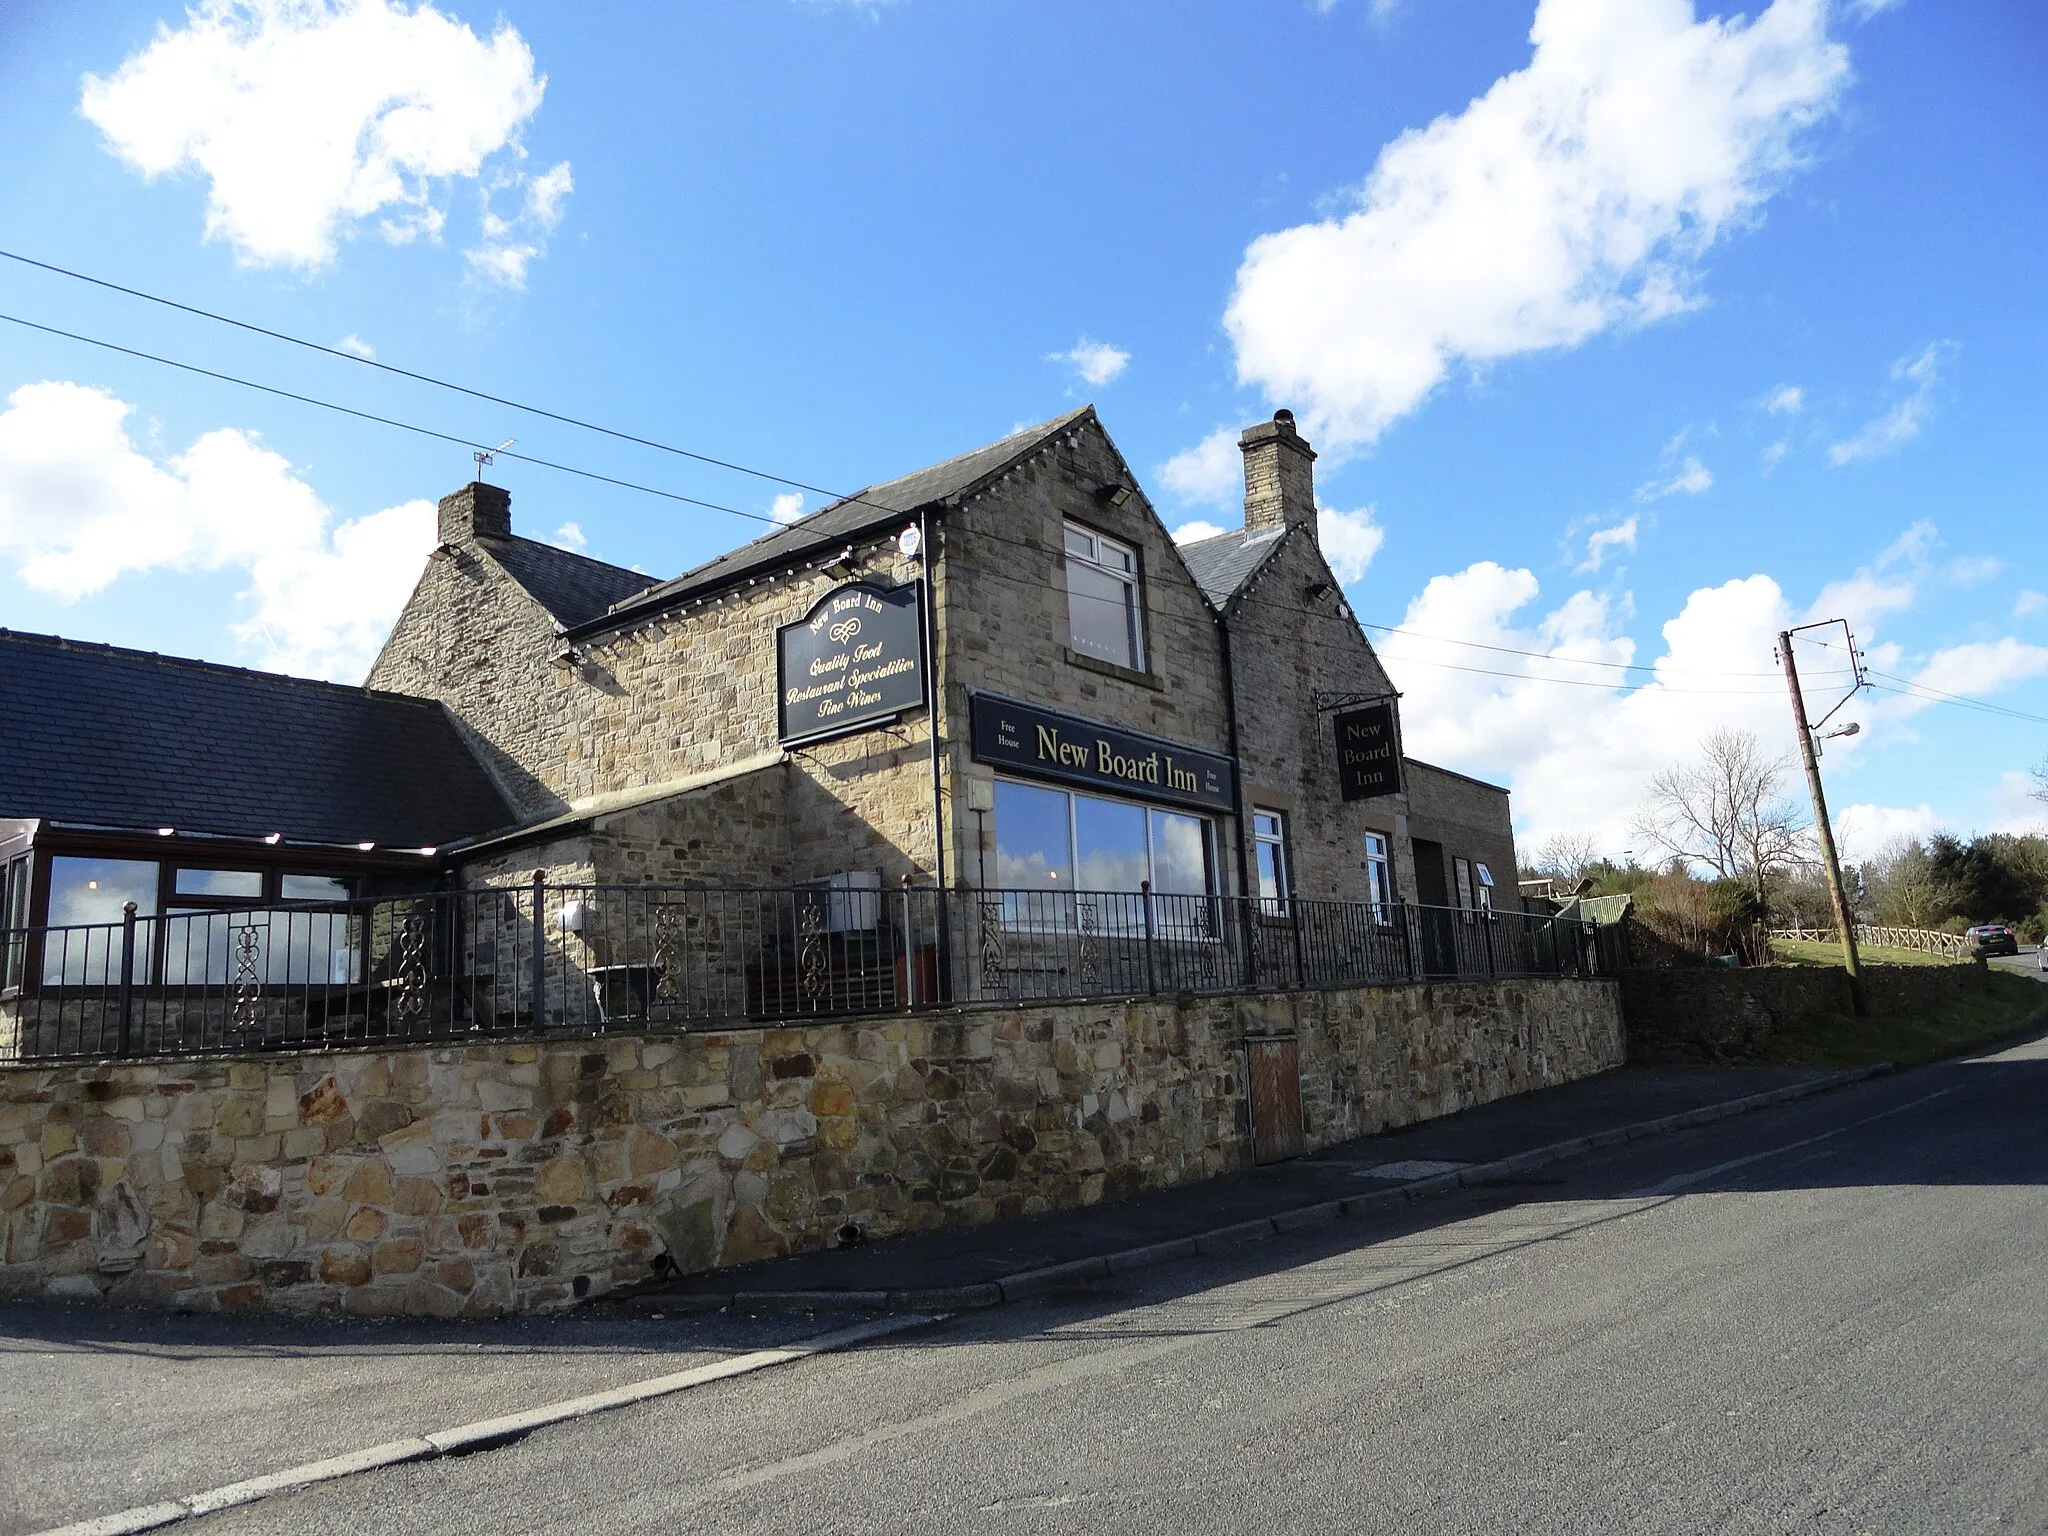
[1332,700,1402,801]
[968,692,1235,814]
[778,582,926,744]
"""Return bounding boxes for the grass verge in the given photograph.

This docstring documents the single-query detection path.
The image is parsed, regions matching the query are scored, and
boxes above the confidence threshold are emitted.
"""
[1749,968,2048,1069]
[1770,937,1961,968]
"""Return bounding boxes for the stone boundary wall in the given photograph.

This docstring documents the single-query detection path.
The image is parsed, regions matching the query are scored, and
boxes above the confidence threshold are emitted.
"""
[1,977,1620,1317]
[1620,960,1990,1062]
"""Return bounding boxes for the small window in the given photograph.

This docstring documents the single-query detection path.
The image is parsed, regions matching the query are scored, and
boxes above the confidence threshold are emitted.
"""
[1363,832,1392,919]
[281,874,354,903]
[1253,811,1290,915]
[1064,522,1146,672]
[174,868,265,899]
[2,855,29,990]
[1475,863,1495,916]
[1453,856,1475,918]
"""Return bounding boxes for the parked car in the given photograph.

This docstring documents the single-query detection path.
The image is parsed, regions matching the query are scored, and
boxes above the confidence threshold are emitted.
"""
[1966,923,2019,957]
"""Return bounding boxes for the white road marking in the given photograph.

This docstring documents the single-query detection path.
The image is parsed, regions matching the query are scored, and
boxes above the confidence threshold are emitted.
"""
[31,1314,933,1536]
[1628,1087,1958,1198]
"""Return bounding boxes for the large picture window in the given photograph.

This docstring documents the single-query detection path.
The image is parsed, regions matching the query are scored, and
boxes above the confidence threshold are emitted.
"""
[1064,522,1145,672]
[993,778,1214,931]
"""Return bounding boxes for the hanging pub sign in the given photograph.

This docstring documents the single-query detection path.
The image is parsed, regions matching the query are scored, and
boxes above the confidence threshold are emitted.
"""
[777,581,926,745]
[969,692,1235,814]
[1333,700,1402,801]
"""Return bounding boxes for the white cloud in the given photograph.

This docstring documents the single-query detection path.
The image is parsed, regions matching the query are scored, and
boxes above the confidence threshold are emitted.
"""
[0,380,433,680]
[1048,338,1131,388]
[1988,772,2048,836]
[466,159,573,289]
[337,333,375,359]
[1829,340,1957,465]
[1169,520,1231,545]
[768,492,806,525]
[1577,515,1638,573]
[1905,638,2048,705]
[1764,383,1804,414]
[1634,455,1712,501]
[2014,590,2047,618]
[1946,556,2002,585]
[1318,504,1385,584]
[1223,0,1849,453]
[548,520,587,552]
[1762,441,1788,472]
[1834,802,1941,865]
[1158,426,1241,509]
[80,0,554,273]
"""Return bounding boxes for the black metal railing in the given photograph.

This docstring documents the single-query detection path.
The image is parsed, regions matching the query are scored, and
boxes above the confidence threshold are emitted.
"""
[0,877,1602,1062]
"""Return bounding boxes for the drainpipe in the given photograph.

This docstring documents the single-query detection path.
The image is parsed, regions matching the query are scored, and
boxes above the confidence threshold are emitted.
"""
[920,503,952,998]
[1216,611,1254,980]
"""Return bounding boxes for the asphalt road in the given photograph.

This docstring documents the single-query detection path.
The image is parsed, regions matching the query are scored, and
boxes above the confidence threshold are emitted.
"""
[79,1028,2035,1536]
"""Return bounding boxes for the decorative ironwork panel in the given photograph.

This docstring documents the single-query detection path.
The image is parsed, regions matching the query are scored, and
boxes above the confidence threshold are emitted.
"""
[798,902,828,1006]
[392,905,430,1020]
[1078,902,1100,988]
[979,901,1007,993]
[651,904,681,1003]
[229,922,263,1033]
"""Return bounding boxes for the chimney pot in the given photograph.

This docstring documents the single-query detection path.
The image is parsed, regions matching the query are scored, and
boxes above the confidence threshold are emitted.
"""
[437,481,512,544]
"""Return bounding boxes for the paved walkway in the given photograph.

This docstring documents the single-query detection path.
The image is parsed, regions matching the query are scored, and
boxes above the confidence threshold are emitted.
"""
[610,1063,1857,1311]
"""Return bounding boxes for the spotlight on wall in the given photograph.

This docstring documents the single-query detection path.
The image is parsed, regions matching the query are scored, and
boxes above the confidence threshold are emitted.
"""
[1094,484,1132,508]
[822,549,859,581]
[550,645,583,673]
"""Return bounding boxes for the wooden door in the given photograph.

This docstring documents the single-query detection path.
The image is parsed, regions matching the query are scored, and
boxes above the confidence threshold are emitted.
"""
[1249,1035,1304,1163]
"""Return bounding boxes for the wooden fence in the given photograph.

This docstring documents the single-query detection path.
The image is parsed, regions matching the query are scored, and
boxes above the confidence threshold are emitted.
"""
[1768,924,1972,960]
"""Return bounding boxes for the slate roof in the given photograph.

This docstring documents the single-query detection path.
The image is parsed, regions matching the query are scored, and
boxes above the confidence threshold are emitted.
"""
[0,631,517,847]
[569,407,1094,638]
[1175,525,1290,611]
[484,536,654,628]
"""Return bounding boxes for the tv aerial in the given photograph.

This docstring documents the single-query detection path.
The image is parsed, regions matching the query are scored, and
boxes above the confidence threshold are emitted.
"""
[473,438,516,481]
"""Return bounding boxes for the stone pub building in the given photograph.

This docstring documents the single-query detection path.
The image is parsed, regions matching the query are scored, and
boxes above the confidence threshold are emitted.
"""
[0,408,1597,1317]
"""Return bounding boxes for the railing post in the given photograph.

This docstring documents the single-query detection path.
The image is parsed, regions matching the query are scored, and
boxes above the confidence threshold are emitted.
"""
[1239,897,1259,990]
[1141,881,1159,995]
[530,869,547,1032]
[1481,910,1496,978]
[116,901,137,1057]
[1401,903,1419,982]
[1288,896,1306,988]
[899,874,917,1010]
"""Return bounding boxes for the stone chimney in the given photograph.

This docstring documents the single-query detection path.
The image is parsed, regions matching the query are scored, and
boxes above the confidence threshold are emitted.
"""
[437,481,512,545]
[1239,409,1317,535]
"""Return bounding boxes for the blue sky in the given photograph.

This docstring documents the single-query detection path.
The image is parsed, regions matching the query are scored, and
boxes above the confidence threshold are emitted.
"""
[1,0,2043,860]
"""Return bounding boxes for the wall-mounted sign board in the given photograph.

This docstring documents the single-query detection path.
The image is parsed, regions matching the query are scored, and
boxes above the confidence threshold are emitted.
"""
[1333,700,1402,801]
[968,692,1235,814]
[777,582,926,745]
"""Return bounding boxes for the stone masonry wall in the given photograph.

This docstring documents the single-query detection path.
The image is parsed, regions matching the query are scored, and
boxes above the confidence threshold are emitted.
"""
[0,977,1620,1315]
[1405,760,1522,914]
[1219,523,1418,907]
[940,419,1239,891]
[1620,960,1990,1062]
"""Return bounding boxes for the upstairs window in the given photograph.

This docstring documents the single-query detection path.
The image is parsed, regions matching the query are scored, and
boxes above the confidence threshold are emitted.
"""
[1064,522,1145,672]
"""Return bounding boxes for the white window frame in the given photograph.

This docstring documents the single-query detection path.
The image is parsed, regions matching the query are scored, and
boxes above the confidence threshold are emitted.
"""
[1063,522,1146,672]
[1363,831,1393,922]
[1252,810,1290,917]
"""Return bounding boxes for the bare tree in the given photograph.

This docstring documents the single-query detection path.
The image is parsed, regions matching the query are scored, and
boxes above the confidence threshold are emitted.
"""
[1630,728,1813,903]
[1530,832,1602,884]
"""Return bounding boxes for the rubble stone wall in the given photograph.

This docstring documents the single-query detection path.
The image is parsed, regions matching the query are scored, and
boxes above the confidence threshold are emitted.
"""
[1,977,1620,1317]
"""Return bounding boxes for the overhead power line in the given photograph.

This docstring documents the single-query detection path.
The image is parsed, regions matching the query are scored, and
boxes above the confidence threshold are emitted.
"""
[3,268,2035,727]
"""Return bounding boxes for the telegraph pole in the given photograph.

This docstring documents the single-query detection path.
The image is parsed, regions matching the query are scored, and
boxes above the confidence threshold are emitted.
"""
[1778,625,1865,1015]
